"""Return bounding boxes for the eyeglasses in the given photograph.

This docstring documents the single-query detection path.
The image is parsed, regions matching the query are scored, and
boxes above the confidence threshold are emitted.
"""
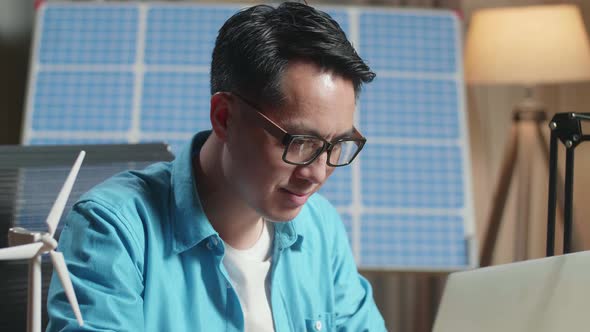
[231,92,366,167]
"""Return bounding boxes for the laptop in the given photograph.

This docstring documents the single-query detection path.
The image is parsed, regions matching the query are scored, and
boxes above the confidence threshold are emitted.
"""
[433,251,590,332]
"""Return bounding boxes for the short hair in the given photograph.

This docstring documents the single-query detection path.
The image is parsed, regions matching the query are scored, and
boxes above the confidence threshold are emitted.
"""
[210,1,376,107]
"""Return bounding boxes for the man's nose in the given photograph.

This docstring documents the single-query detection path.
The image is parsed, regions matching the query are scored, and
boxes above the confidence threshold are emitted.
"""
[294,151,331,184]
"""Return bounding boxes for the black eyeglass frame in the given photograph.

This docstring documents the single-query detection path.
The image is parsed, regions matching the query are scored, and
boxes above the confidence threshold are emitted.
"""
[229,92,367,167]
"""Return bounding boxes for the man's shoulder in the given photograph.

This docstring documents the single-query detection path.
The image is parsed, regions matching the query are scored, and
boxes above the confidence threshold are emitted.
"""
[304,192,336,214]
[77,161,173,214]
[297,193,342,231]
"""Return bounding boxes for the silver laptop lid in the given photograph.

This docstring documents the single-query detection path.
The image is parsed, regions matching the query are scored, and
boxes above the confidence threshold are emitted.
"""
[433,251,590,332]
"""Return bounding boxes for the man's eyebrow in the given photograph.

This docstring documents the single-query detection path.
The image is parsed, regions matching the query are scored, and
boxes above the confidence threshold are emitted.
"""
[335,128,356,139]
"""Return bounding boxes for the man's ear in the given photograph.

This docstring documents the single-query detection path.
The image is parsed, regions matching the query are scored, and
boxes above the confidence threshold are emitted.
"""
[210,92,233,142]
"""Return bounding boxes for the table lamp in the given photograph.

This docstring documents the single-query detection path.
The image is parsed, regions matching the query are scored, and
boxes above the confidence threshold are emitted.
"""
[464,4,590,266]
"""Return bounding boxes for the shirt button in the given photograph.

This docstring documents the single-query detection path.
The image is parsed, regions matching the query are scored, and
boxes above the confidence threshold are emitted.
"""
[314,320,322,331]
[211,237,218,246]
[206,242,213,250]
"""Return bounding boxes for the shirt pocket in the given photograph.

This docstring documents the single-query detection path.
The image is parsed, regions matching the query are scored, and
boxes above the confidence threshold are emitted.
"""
[305,312,334,332]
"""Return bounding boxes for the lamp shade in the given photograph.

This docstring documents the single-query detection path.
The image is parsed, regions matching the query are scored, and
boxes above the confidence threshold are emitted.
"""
[465,4,590,85]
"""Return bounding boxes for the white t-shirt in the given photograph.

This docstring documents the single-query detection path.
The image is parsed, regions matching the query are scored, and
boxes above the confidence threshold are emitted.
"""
[223,220,275,332]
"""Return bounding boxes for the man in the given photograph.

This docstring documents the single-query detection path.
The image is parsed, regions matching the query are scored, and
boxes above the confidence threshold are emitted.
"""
[47,2,386,331]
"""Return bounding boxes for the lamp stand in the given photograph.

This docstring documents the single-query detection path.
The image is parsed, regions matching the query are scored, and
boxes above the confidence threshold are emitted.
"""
[546,112,590,256]
[479,98,572,266]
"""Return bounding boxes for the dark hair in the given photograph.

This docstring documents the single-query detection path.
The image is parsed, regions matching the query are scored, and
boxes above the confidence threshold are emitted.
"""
[210,1,375,107]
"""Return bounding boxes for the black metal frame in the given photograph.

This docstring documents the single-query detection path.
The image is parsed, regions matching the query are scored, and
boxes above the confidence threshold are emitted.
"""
[547,112,590,256]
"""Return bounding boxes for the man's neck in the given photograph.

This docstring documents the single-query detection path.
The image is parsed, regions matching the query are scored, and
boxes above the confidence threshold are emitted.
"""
[193,135,265,249]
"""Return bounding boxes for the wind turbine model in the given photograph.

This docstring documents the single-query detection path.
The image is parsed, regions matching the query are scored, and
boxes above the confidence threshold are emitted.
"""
[0,151,86,332]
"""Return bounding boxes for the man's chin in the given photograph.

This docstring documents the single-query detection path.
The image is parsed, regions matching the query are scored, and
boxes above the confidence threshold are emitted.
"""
[263,205,304,223]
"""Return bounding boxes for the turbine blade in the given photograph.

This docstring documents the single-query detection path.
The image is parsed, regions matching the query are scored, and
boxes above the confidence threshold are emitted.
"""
[47,151,86,237]
[0,243,43,260]
[49,251,84,326]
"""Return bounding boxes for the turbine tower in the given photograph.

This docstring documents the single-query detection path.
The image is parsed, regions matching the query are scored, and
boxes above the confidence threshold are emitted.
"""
[0,151,86,332]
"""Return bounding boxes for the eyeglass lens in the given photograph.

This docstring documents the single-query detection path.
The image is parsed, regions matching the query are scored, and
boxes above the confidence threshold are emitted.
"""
[285,137,361,165]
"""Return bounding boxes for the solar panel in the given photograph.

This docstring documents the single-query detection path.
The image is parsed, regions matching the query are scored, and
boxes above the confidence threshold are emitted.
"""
[353,8,474,270]
[22,2,475,271]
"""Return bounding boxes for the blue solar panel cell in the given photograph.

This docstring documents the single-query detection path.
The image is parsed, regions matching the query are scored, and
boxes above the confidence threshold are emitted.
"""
[40,6,138,65]
[322,9,350,37]
[33,71,134,131]
[360,77,460,139]
[360,213,466,267]
[319,165,353,206]
[361,144,464,209]
[145,6,239,65]
[360,11,457,73]
[141,72,211,133]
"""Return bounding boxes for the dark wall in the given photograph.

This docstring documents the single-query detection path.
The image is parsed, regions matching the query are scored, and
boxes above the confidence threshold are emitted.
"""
[1,4,46,330]
[0,1,34,145]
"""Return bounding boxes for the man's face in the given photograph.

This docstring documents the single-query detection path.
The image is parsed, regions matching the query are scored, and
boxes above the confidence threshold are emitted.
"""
[223,61,356,222]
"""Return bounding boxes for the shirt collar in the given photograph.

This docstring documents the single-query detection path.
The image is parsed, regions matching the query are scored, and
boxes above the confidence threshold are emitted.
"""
[170,131,216,254]
[169,131,303,255]
[273,221,302,250]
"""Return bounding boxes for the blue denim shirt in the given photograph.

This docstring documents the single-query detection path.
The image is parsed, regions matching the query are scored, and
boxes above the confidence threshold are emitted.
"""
[47,131,386,332]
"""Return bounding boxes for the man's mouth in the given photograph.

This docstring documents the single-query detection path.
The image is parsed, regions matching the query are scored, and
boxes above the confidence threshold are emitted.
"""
[280,188,312,206]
